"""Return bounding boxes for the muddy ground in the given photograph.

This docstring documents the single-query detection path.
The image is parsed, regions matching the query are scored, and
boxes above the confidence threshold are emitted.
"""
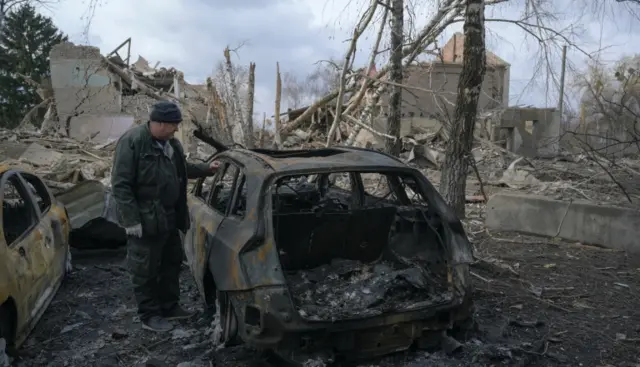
[8,232,640,367]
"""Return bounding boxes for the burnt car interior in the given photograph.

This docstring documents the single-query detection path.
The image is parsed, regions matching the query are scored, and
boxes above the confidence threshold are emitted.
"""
[271,171,453,321]
[2,173,39,246]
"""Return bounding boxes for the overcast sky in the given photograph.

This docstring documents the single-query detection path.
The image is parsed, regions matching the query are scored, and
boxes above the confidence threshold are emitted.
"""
[38,0,640,117]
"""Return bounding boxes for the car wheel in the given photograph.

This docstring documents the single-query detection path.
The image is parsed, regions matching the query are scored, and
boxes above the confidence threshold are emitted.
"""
[216,291,242,347]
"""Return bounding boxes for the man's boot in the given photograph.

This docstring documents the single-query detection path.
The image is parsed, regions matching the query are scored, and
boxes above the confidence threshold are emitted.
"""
[163,306,196,321]
[142,316,173,332]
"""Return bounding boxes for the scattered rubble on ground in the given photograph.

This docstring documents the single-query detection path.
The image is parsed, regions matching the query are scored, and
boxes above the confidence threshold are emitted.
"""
[11,231,640,367]
[0,129,114,193]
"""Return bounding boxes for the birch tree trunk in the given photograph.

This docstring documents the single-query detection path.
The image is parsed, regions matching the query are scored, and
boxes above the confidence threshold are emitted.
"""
[245,62,256,149]
[439,0,486,218]
[385,0,404,156]
[274,62,283,148]
[223,48,247,145]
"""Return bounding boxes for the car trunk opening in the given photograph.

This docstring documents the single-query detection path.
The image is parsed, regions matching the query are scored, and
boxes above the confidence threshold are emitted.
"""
[270,171,456,322]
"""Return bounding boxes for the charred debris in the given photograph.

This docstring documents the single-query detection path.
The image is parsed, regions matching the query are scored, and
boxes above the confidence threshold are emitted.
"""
[274,171,456,322]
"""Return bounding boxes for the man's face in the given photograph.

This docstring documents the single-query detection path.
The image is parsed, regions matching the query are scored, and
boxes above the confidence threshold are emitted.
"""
[151,121,180,140]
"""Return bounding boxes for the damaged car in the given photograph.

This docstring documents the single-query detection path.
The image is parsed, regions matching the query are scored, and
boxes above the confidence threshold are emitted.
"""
[0,166,73,352]
[183,136,475,362]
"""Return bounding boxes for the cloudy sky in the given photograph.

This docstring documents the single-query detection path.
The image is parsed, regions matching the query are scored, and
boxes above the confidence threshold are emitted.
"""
[38,0,640,117]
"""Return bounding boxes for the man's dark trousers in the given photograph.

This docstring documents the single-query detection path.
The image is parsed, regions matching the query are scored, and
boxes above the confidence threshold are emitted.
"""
[126,213,183,321]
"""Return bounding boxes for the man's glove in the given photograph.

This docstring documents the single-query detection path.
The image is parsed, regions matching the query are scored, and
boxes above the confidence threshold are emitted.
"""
[125,224,143,238]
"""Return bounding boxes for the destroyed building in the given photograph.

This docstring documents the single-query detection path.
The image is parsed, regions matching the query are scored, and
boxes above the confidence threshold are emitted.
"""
[285,33,561,159]
[44,38,210,156]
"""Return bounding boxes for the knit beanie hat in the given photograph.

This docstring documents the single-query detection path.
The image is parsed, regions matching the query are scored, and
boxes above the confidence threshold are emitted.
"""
[150,101,183,123]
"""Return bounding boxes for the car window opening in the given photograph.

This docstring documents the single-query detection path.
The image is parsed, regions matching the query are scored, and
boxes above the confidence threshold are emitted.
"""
[271,171,452,322]
[2,175,38,246]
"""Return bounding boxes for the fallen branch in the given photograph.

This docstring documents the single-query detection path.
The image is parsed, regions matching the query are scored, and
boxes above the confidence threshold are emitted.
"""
[343,114,397,141]
[326,0,379,147]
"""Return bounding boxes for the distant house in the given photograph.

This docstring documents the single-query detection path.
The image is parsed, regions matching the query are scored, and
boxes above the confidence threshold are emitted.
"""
[377,32,511,119]
[285,33,511,138]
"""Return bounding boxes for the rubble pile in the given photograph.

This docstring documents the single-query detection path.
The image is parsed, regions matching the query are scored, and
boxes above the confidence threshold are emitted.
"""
[281,112,640,209]
[277,111,450,171]
[286,258,450,321]
[0,129,114,193]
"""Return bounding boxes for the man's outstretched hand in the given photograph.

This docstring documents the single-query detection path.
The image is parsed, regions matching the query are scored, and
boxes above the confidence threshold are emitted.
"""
[209,160,221,172]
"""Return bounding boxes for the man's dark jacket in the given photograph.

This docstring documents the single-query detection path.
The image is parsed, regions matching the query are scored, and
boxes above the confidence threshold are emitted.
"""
[111,123,211,235]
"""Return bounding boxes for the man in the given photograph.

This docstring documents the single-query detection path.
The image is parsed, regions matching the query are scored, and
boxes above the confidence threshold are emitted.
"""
[111,101,218,332]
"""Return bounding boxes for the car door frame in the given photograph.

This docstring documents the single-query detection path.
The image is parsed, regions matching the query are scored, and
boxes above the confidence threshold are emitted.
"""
[0,170,51,339]
[184,157,231,298]
[205,161,258,292]
[18,172,68,278]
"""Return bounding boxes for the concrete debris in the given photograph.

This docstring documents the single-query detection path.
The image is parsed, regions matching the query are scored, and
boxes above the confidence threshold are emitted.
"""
[407,144,444,169]
[0,129,115,194]
[499,157,540,189]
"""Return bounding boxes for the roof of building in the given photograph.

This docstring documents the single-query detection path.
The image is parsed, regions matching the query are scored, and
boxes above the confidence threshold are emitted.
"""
[440,32,510,67]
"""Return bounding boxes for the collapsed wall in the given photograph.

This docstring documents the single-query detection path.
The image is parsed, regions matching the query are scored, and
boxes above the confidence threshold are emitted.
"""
[49,42,134,143]
[47,41,210,150]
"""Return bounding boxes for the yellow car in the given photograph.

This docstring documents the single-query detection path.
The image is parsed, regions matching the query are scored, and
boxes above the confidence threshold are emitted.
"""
[0,166,72,352]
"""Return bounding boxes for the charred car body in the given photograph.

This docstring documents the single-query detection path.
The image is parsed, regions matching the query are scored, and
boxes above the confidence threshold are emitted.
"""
[0,166,72,351]
[183,138,474,361]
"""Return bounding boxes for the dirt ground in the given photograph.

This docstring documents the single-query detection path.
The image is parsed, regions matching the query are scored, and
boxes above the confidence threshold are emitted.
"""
[7,229,640,367]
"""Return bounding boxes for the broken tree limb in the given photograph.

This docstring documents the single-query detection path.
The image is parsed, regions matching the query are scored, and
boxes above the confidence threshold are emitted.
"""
[326,0,379,147]
[223,47,247,145]
[311,0,463,136]
[259,112,267,148]
[274,62,283,148]
[341,1,390,145]
[343,114,397,141]
[282,90,340,134]
[326,27,358,147]
[245,62,256,149]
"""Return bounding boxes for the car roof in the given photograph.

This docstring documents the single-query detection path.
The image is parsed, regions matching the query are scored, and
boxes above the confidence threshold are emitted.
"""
[218,146,411,178]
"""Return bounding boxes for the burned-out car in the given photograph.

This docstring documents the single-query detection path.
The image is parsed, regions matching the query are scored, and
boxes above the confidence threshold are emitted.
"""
[0,166,72,352]
[183,142,474,361]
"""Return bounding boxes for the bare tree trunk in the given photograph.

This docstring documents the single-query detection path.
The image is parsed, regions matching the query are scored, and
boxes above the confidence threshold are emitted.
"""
[346,84,386,145]
[439,0,486,218]
[344,1,390,145]
[259,112,266,147]
[223,47,247,144]
[326,0,379,147]
[274,62,283,149]
[385,0,404,156]
[245,62,256,148]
